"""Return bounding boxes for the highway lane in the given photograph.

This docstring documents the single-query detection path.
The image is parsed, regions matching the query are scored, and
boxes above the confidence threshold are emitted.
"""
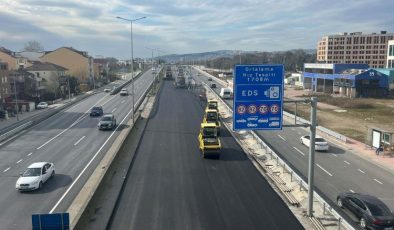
[193,68,394,217]
[108,79,303,230]
[0,70,154,229]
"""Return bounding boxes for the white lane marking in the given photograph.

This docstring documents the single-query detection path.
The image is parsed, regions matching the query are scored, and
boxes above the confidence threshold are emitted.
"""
[350,189,355,193]
[374,179,383,185]
[112,108,117,113]
[121,100,125,104]
[293,147,305,156]
[277,135,286,141]
[331,154,338,157]
[16,159,22,164]
[316,164,333,176]
[358,169,365,174]
[344,160,350,165]
[37,96,109,150]
[27,152,33,156]
[74,136,86,146]
[50,99,137,214]
[3,167,10,172]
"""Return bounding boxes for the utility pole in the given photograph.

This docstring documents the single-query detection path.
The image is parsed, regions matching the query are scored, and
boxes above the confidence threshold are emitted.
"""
[68,77,71,101]
[13,76,19,121]
[307,97,317,217]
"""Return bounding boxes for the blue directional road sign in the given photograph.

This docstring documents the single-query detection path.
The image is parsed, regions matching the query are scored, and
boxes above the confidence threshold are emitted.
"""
[32,213,69,230]
[233,65,284,130]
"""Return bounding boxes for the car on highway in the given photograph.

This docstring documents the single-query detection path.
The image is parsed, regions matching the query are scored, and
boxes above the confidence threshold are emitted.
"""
[220,88,232,99]
[98,114,117,130]
[90,106,103,117]
[300,135,329,151]
[120,89,129,96]
[208,77,212,81]
[104,88,111,92]
[337,192,394,229]
[36,102,48,109]
[210,83,216,88]
[15,162,55,191]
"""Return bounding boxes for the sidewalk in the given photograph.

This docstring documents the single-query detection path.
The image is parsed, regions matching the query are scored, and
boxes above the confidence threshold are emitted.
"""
[0,96,83,132]
[284,86,394,175]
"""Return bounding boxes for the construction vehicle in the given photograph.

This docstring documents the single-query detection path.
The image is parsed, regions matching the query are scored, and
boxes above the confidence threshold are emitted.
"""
[203,109,221,135]
[207,99,218,112]
[198,123,221,158]
[175,73,186,88]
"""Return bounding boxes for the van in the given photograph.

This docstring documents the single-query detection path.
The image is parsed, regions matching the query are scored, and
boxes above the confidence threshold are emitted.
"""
[220,88,232,99]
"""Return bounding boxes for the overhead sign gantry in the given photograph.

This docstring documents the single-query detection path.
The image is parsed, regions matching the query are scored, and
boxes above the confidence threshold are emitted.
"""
[233,65,284,130]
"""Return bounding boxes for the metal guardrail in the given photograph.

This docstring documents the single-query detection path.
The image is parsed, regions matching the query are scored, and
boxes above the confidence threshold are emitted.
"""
[0,121,33,142]
[283,111,347,142]
[194,66,348,144]
[202,78,355,230]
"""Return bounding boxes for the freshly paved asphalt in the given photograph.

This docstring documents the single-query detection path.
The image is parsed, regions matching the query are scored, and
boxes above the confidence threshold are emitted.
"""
[108,80,303,230]
[0,70,154,229]
[195,68,394,225]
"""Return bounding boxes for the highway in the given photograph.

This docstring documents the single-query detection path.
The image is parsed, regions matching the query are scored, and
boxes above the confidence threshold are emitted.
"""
[108,79,303,230]
[194,67,394,223]
[0,70,155,229]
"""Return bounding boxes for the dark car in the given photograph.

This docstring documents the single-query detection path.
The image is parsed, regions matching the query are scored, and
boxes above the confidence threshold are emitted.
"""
[210,83,216,88]
[98,114,116,130]
[208,77,212,81]
[337,193,394,229]
[90,106,103,117]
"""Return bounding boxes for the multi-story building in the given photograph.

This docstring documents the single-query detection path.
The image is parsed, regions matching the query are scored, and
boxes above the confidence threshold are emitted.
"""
[317,31,394,68]
[41,47,94,90]
[303,63,390,98]
[0,62,11,106]
[0,47,32,70]
[387,40,394,68]
[25,62,66,94]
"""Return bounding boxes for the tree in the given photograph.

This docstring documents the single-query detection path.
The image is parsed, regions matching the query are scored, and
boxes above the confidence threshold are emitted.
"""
[23,41,44,52]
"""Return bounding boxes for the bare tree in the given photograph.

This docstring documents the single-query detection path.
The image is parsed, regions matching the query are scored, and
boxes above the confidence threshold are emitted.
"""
[23,41,44,52]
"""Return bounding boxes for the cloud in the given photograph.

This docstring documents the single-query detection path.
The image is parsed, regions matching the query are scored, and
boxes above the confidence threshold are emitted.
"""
[0,0,393,58]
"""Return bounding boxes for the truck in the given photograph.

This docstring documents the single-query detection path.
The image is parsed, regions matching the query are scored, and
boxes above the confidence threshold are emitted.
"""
[175,74,186,88]
[203,109,221,135]
[207,99,219,112]
[198,123,221,158]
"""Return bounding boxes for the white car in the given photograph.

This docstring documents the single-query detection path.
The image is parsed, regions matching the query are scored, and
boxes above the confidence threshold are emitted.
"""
[104,88,111,92]
[37,102,48,109]
[120,89,128,96]
[16,162,55,191]
[300,135,329,151]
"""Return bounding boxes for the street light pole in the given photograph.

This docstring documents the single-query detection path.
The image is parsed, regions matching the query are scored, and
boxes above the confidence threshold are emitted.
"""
[68,77,71,101]
[13,76,19,121]
[116,16,146,124]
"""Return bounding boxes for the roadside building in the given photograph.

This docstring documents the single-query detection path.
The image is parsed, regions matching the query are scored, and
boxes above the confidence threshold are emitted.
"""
[93,58,109,85]
[0,63,11,109]
[317,31,394,68]
[40,47,94,90]
[387,40,394,68]
[374,68,394,93]
[303,63,389,98]
[25,62,67,95]
[285,73,303,87]
[0,47,33,70]
[366,125,394,154]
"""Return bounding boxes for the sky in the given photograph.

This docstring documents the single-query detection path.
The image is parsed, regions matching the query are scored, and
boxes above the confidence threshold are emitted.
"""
[1,0,394,59]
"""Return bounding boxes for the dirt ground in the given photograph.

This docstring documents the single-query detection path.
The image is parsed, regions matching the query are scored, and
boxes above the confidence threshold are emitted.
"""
[284,87,394,143]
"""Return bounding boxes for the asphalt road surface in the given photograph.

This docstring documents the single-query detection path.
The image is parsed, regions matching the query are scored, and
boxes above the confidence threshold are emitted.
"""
[193,68,394,226]
[108,79,303,230]
[0,70,154,229]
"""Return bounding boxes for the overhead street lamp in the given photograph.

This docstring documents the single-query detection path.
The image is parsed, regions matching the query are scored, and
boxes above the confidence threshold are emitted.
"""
[116,16,147,124]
